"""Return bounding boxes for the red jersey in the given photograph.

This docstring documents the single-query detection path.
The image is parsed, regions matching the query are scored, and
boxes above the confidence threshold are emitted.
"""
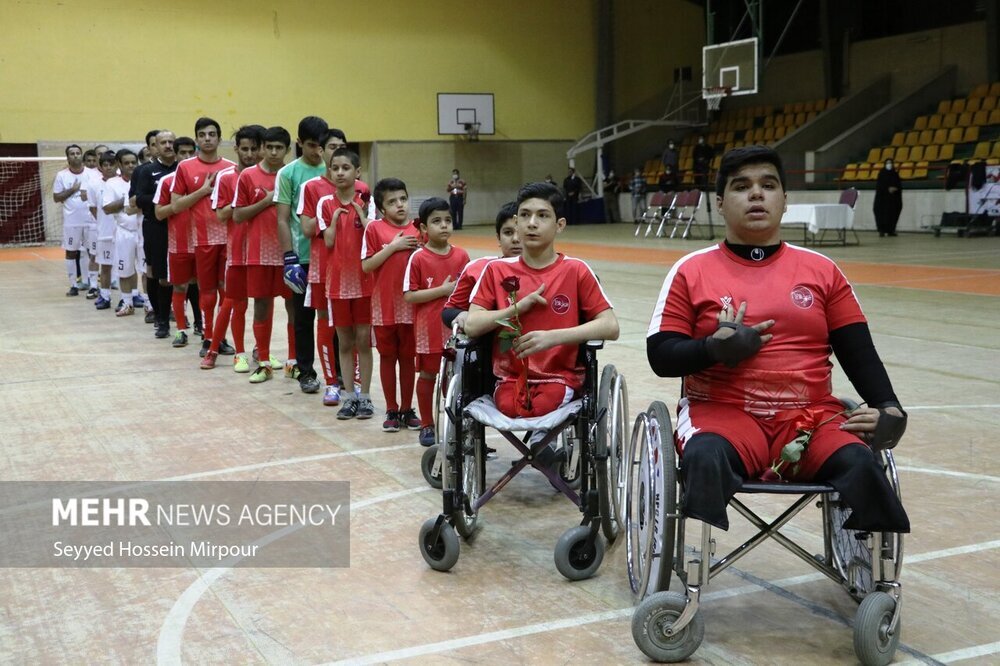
[647,243,867,415]
[156,173,194,254]
[171,156,236,247]
[211,167,247,267]
[404,245,471,354]
[471,254,612,391]
[361,218,421,325]
[445,255,496,311]
[298,177,372,282]
[316,193,374,299]
[234,165,282,267]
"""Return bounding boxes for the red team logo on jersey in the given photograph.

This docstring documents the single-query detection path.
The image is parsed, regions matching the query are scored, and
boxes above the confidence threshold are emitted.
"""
[790,285,814,309]
[551,294,571,315]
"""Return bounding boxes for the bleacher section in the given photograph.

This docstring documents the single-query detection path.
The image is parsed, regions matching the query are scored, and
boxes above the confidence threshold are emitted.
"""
[842,81,1000,183]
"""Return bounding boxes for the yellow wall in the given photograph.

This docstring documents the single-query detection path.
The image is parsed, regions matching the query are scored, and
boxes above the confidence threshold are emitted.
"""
[0,0,596,143]
[612,0,705,118]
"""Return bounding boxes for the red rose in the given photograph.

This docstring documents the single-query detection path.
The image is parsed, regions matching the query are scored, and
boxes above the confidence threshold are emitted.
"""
[501,276,520,293]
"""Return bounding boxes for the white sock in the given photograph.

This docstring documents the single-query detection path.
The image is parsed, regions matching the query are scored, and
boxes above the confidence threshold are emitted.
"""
[131,289,139,300]
[66,260,76,286]
[88,271,98,288]
[100,288,110,300]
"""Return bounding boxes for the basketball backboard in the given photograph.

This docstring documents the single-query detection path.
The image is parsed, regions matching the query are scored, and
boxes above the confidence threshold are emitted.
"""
[702,37,758,97]
[437,93,495,135]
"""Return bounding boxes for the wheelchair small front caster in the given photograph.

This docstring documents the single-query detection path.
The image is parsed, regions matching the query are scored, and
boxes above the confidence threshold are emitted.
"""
[853,591,900,666]
[553,525,604,581]
[419,518,459,571]
[631,591,704,662]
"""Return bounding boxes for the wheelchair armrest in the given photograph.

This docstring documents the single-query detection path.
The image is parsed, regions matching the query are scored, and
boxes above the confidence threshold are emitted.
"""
[838,396,861,412]
[585,339,604,350]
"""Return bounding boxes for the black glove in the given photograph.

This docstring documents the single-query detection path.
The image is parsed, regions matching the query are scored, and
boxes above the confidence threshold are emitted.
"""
[705,321,763,368]
[869,402,907,451]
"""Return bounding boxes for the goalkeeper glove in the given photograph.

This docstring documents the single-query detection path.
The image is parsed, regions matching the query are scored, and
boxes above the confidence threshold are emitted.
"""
[283,251,307,295]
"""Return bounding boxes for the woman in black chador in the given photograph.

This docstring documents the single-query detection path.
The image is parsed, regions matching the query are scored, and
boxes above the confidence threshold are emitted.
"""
[873,159,903,237]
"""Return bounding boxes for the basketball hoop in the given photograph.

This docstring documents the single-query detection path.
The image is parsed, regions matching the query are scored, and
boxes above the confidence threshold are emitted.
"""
[463,122,481,142]
[703,86,730,112]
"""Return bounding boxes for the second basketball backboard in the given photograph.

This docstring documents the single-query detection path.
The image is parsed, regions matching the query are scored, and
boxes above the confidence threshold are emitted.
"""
[702,37,758,97]
[437,93,495,135]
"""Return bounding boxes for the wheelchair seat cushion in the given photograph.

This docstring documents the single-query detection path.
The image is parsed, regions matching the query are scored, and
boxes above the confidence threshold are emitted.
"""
[464,395,583,431]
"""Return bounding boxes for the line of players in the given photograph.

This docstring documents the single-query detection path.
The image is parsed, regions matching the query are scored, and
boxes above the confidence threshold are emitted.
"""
[56,116,526,447]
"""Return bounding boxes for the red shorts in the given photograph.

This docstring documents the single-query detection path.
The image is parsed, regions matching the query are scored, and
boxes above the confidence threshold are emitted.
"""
[330,297,371,327]
[372,323,415,358]
[168,252,196,285]
[494,381,574,418]
[246,265,291,299]
[416,352,442,374]
[675,397,862,480]
[195,244,226,291]
[225,265,247,300]
[306,281,325,309]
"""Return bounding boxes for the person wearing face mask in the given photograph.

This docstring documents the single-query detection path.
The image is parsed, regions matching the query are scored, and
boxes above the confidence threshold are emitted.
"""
[874,160,903,237]
[447,169,467,230]
[661,140,679,174]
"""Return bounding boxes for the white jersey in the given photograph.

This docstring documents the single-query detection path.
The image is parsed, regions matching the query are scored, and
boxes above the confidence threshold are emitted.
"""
[53,167,93,227]
[87,177,116,241]
[103,176,139,233]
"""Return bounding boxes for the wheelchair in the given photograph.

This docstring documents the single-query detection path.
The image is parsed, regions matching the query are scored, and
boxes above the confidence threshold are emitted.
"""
[418,331,629,581]
[625,399,904,665]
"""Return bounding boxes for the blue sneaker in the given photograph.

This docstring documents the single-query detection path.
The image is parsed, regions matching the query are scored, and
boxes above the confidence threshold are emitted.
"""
[418,426,436,447]
[132,294,145,308]
[94,297,111,310]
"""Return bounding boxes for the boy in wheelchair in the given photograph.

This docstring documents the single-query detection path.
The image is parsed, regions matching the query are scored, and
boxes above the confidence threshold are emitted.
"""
[645,145,909,534]
[465,182,620,468]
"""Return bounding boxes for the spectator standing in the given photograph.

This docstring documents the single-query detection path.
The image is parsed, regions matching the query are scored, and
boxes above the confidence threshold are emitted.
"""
[873,159,903,237]
[446,169,467,230]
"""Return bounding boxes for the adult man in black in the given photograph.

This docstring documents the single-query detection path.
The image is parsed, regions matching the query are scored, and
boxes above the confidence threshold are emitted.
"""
[873,159,903,237]
[692,135,714,191]
[562,167,582,225]
[130,130,178,339]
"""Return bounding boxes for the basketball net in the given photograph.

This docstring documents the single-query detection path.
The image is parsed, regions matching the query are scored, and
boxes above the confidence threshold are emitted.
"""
[704,87,730,112]
[463,122,481,142]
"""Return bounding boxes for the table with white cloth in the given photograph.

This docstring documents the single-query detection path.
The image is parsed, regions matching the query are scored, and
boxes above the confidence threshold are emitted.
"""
[780,203,858,245]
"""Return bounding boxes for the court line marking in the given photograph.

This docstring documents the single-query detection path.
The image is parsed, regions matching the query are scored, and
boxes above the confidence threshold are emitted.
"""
[904,403,1000,411]
[899,641,1000,664]
[156,486,430,666]
[877,333,999,352]
[897,466,1000,484]
[322,539,1000,665]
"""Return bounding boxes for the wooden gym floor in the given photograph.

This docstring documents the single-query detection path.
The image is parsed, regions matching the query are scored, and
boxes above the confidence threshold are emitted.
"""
[0,226,997,665]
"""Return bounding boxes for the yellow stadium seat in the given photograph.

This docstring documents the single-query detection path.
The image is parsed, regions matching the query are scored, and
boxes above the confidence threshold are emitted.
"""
[963,126,979,143]
[931,129,948,145]
[815,99,827,111]
[879,147,895,161]
[939,144,955,160]
[973,110,989,126]
[970,83,989,97]
[958,111,973,127]
[743,130,754,143]
[982,96,997,111]
[764,115,774,128]
[992,142,1000,158]
[914,161,929,178]
[973,142,991,159]
[927,114,942,129]
[894,146,910,162]
[774,126,787,140]
[951,99,966,113]
[913,116,928,130]
[793,102,805,113]
[989,108,1000,124]
[865,163,881,180]
[794,112,806,125]
[937,100,951,114]
[866,148,881,163]
[899,162,915,179]
[891,132,905,146]
[842,163,858,180]
[764,127,775,141]
[910,145,925,161]
[856,163,872,180]
[905,131,920,146]
[989,82,1000,96]
[966,97,981,113]
[923,129,938,145]
[942,113,958,128]
[947,127,964,144]
[924,144,940,161]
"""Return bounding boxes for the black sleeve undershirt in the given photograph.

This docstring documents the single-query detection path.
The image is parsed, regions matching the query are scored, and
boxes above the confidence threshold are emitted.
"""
[442,307,462,328]
[646,322,898,407]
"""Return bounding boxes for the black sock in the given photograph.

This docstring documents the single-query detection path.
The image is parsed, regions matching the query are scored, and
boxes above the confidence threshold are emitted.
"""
[187,283,202,328]
[157,283,173,326]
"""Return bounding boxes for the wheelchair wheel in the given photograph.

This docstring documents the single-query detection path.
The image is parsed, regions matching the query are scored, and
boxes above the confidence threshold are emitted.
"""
[825,492,874,602]
[631,591,704,663]
[421,445,442,489]
[853,591,900,666]
[553,525,605,581]
[626,401,677,601]
[452,419,485,539]
[596,365,628,542]
[419,517,460,572]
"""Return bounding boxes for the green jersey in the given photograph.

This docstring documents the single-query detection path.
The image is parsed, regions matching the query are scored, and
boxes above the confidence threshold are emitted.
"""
[274,157,326,261]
